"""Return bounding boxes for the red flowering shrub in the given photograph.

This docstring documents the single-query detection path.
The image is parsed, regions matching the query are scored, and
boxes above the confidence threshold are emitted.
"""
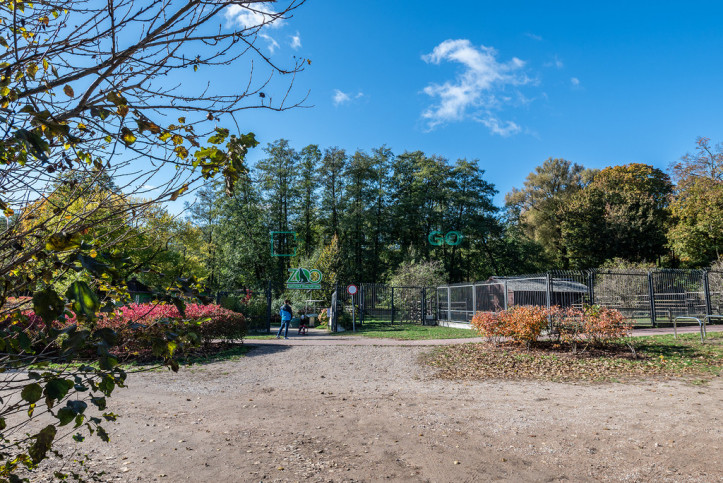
[113,302,246,345]
[5,302,245,359]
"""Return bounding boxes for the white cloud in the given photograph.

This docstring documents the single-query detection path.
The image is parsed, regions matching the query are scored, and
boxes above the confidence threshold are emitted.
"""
[525,32,543,41]
[421,39,532,134]
[290,32,301,50]
[571,77,580,87]
[224,3,284,29]
[543,55,564,69]
[333,89,351,106]
[333,89,364,106]
[261,32,280,54]
[224,3,284,53]
[478,117,522,137]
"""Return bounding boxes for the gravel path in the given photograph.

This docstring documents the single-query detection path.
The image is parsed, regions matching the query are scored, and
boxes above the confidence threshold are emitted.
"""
[32,339,723,482]
[246,324,723,347]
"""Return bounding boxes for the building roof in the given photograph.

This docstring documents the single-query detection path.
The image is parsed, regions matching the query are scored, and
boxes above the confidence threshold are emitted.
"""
[489,276,588,293]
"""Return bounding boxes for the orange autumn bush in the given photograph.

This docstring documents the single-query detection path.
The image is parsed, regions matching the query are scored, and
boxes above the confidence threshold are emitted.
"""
[472,305,548,346]
[472,305,630,350]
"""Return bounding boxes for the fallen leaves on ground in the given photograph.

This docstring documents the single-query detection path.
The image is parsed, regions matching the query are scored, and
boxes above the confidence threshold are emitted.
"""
[426,338,722,383]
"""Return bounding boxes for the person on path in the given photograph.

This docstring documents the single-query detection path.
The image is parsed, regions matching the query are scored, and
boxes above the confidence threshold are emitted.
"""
[298,309,309,336]
[277,299,293,339]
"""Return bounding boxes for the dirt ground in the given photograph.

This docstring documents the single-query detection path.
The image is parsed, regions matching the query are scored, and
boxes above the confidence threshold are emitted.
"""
[34,337,722,482]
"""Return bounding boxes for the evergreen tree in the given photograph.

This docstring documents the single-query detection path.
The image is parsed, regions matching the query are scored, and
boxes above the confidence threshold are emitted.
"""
[185,179,223,289]
[369,146,393,281]
[298,144,322,257]
[255,139,300,282]
[318,147,347,240]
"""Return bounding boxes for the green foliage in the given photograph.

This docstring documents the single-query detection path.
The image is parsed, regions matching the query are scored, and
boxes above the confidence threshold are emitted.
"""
[562,163,672,268]
[505,158,590,269]
[388,259,446,288]
[315,235,342,300]
[668,137,723,265]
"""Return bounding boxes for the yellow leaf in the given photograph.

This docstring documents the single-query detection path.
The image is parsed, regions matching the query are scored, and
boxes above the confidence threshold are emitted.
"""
[26,63,38,79]
[117,104,129,117]
[63,85,74,97]
[178,117,185,124]
[174,146,188,159]
[90,249,98,258]
[171,134,183,146]
[169,184,189,201]
[42,58,49,71]
[120,127,136,144]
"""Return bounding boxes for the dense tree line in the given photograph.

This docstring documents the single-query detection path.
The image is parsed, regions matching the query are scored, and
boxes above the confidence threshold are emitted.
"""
[194,141,514,290]
[40,137,719,296]
[121,136,722,294]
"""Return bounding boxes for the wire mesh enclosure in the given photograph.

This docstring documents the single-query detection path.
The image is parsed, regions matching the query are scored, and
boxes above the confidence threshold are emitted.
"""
[437,269,723,326]
[329,283,436,331]
[709,270,723,316]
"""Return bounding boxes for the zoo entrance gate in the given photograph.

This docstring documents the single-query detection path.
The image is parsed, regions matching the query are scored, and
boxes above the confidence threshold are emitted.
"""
[436,269,723,327]
[327,283,437,332]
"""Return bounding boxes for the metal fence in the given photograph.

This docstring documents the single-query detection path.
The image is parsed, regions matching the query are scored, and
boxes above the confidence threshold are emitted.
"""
[330,282,436,331]
[437,269,723,327]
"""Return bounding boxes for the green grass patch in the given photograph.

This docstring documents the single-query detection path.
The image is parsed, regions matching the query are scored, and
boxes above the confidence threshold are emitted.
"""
[333,319,480,340]
[245,333,277,340]
[426,331,723,383]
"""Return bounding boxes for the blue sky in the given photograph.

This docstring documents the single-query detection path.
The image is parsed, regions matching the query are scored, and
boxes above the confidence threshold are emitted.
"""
[217,0,723,206]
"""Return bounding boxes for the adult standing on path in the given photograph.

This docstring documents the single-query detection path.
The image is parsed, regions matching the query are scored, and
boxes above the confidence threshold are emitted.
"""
[277,299,293,339]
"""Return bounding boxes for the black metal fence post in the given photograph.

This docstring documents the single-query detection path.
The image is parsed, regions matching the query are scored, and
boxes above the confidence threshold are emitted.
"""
[334,282,339,332]
[265,280,272,334]
[359,283,364,327]
[391,286,395,325]
[647,271,657,327]
[421,287,426,325]
[703,270,712,316]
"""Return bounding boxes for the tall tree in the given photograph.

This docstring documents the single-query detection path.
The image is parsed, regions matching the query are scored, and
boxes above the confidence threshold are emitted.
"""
[342,150,376,280]
[216,169,273,288]
[185,180,223,289]
[562,163,673,267]
[446,159,499,281]
[668,137,723,265]
[318,147,347,240]
[505,158,589,269]
[369,146,393,281]
[298,144,322,257]
[255,139,300,283]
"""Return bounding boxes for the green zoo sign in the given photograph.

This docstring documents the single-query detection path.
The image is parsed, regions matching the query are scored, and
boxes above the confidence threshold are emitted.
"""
[286,268,323,290]
[428,231,464,246]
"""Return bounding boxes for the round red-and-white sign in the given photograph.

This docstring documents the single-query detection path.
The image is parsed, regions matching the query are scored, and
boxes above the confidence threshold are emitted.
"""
[347,284,358,295]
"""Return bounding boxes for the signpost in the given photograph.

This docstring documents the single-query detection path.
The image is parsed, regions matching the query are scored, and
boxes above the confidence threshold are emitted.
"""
[347,285,358,332]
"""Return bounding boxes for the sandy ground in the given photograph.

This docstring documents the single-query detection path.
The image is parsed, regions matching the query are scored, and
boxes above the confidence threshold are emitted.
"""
[31,334,723,482]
